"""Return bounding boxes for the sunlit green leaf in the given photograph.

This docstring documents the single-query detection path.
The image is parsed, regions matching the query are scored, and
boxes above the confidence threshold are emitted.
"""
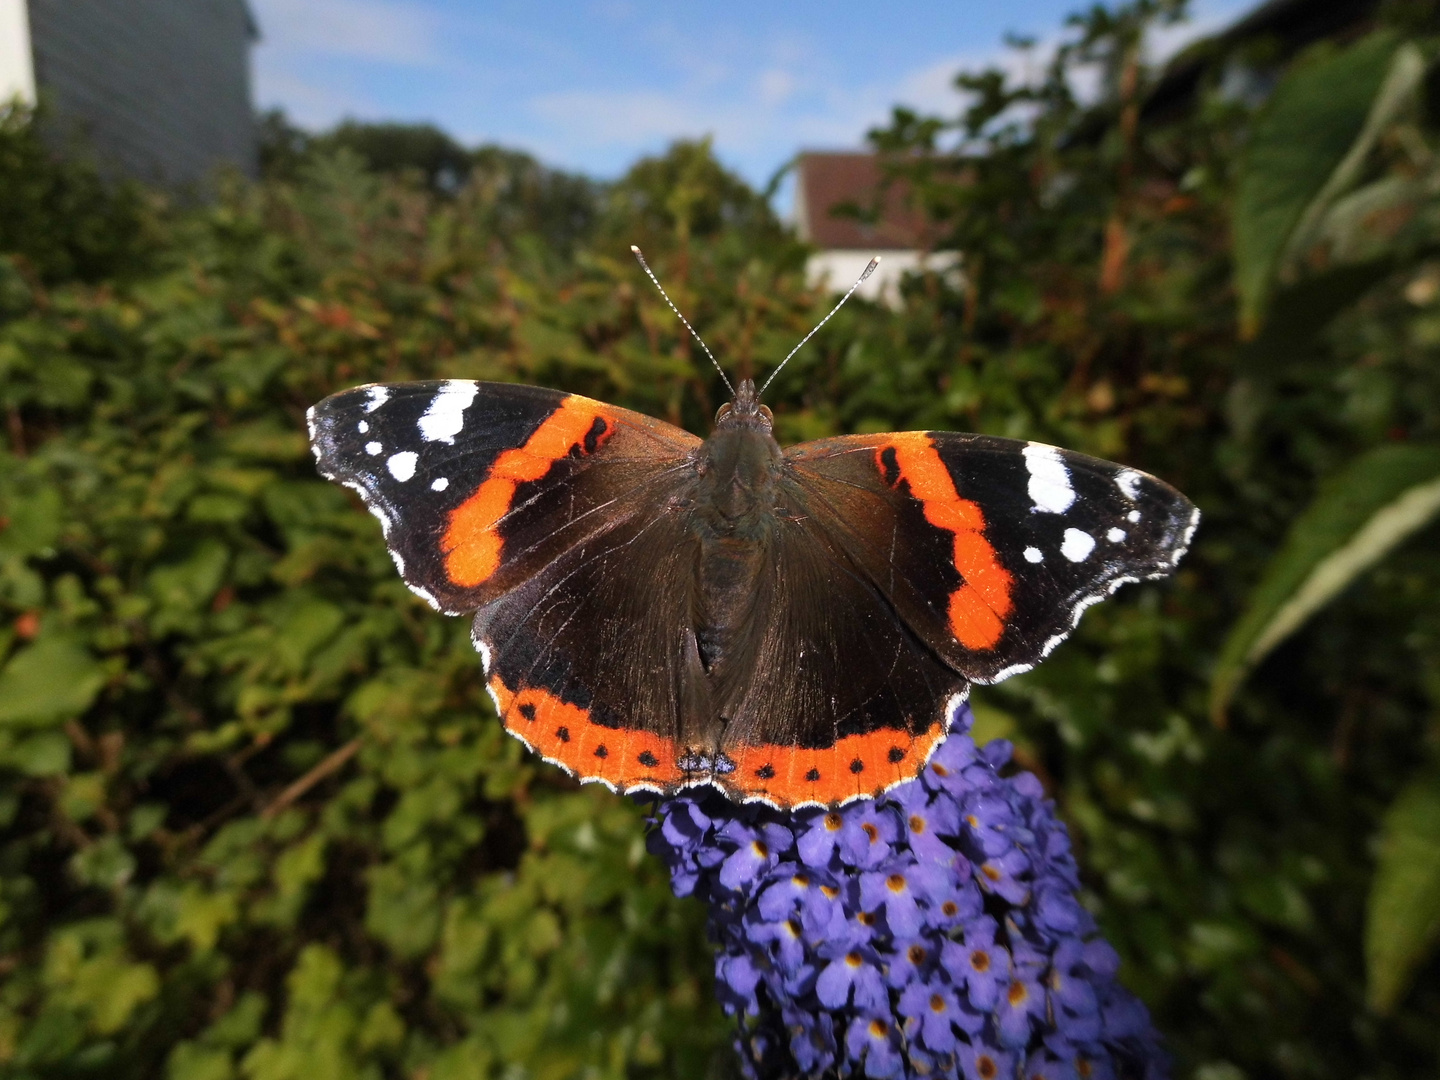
[0,633,105,729]
[1233,32,1396,335]
[1210,444,1440,723]
[1366,772,1440,1014]
[1283,44,1429,268]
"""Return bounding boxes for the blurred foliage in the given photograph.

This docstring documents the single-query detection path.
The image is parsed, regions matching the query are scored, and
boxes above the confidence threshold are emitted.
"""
[0,104,161,286]
[2,3,1440,1080]
[258,111,602,260]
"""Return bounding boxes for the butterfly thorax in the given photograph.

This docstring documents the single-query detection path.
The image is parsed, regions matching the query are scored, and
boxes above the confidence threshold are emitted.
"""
[690,380,783,679]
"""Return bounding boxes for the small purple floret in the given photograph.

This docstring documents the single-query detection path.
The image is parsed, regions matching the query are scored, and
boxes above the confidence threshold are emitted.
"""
[645,703,1168,1079]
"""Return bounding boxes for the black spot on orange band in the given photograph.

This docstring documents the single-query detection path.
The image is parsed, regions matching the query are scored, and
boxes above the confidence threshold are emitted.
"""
[721,722,948,807]
[487,671,681,792]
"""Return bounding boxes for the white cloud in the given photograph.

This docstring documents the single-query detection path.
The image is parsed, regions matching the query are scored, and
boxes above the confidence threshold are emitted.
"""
[251,0,443,65]
[253,68,379,128]
[757,69,797,106]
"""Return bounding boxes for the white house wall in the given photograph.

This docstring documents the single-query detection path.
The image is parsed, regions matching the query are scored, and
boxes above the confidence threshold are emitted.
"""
[0,0,36,106]
[806,249,962,310]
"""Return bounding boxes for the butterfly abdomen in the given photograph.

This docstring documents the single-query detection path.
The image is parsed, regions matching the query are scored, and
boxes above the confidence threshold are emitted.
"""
[690,424,785,680]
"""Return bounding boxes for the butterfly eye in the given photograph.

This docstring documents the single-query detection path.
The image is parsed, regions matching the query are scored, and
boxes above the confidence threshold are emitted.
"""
[715,402,733,422]
[759,405,774,423]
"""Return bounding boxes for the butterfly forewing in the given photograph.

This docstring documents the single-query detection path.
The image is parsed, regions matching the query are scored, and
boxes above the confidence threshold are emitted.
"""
[307,380,700,614]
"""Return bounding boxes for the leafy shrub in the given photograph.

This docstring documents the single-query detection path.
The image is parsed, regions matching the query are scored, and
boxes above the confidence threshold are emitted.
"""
[0,105,160,285]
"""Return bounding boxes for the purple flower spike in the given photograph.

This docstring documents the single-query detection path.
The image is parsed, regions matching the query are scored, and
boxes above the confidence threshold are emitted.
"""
[644,701,1169,1079]
[892,782,964,864]
[958,1040,1014,1080]
[942,915,1010,1011]
[898,979,963,1053]
[817,942,889,1012]
[839,802,901,869]
[860,863,925,937]
[718,819,792,891]
[995,974,1047,1048]
[846,1014,905,1079]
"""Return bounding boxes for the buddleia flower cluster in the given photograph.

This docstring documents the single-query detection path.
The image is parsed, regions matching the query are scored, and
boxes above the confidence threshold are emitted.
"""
[646,702,1166,1080]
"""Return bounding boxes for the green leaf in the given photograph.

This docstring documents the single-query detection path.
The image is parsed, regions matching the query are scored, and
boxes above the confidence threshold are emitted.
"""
[147,539,230,614]
[0,633,106,729]
[1232,32,1397,335]
[1366,772,1440,1014]
[1283,44,1428,269]
[0,480,63,558]
[1210,444,1440,723]
[1235,258,1398,374]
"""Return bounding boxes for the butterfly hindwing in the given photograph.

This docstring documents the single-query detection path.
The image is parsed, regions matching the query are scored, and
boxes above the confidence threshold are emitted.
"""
[709,506,967,807]
[472,501,705,796]
[787,432,1198,683]
[307,380,700,615]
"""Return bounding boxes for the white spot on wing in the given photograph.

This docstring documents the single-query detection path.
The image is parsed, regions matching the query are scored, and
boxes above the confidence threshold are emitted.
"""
[1023,546,1044,563]
[357,420,369,433]
[364,386,390,413]
[387,451,418,481]
[1127,510,1141,523]
[1107,527,1127,543]
[1115,469,1143,500]
[365,441,382,455]
[1022,444,1075,514]
[418,381,479,444]
[1061,528,1095,562]
[431,477,449,492]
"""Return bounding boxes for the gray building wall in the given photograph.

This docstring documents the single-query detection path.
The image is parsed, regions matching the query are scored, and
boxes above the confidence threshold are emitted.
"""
[28,0,257,188]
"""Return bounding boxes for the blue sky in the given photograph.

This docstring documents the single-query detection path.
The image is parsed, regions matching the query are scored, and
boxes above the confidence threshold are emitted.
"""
[250,0,1253,192]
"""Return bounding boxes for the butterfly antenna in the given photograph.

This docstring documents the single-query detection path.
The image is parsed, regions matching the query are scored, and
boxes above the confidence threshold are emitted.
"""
[630,245,734,396]
[760,256,880,395]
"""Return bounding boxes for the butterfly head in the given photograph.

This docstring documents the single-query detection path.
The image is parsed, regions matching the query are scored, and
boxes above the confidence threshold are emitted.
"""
[715,378,773,434]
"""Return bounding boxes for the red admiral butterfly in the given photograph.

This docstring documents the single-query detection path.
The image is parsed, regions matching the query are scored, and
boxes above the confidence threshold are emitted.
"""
[308,259,1197,809]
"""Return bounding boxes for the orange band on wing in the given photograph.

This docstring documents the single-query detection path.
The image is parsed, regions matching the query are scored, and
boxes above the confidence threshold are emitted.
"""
[487,672,683,792]
[879,434,1013,650]
[725,722,947,807]
[442,397,615,587]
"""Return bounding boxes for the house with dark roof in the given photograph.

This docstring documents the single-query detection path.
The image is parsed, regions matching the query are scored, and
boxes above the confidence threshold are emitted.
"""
[0,0,259,187]
[793,151,958,307]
